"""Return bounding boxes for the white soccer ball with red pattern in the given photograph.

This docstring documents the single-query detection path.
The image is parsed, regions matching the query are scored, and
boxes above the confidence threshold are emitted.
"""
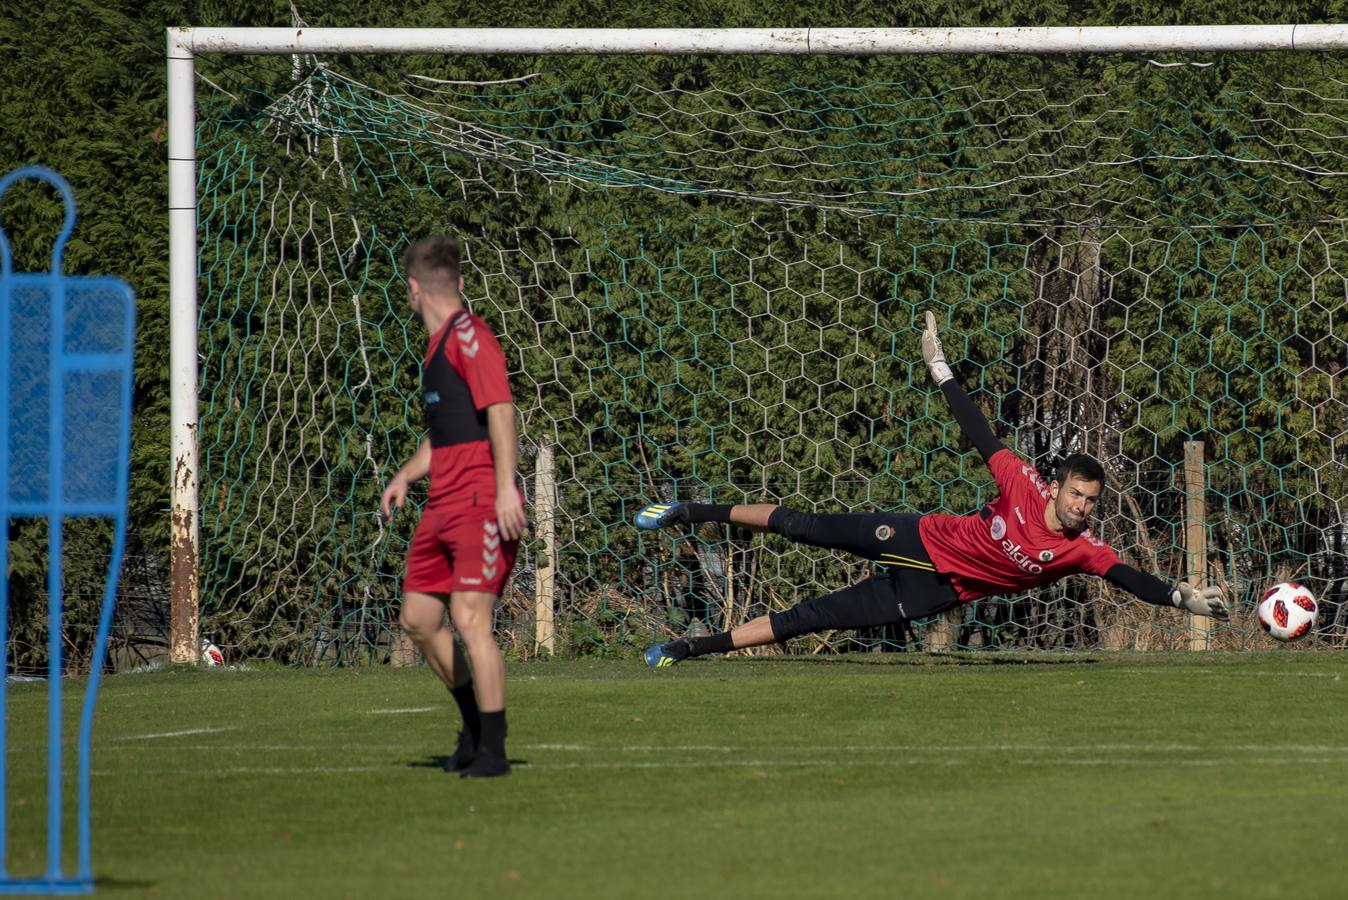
[1256,582,1318,642]
[200,639,225,666]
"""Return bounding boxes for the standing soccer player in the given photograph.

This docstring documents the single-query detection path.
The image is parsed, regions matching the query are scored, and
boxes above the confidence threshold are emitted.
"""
[638,312,1229,667]
[381,236,526,777]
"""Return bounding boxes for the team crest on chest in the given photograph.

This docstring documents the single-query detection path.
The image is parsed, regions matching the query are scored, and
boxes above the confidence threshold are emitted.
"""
[874,524,893,541]
[990,515,1007,541]
[1039,549,1054,563]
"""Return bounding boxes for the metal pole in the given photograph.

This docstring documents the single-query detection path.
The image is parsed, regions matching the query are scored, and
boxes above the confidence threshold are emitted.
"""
[44,263,64,881]
[167,31,199,663]
[173,24,1348,56]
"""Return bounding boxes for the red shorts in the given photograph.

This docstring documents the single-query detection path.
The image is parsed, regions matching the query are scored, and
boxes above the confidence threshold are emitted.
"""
[403,501,519,595]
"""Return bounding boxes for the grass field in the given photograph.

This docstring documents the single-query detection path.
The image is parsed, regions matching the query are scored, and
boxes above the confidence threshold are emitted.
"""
[4,652,1347,899]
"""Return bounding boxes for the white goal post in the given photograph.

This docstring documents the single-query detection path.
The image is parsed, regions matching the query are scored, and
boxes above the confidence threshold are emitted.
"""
[166,24,1348,663]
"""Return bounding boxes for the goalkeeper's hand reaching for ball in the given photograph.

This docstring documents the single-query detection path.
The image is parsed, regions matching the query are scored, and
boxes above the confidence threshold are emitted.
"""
[1172,582,1231,620]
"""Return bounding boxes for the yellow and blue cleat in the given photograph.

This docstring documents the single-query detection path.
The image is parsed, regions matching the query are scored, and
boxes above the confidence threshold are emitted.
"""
[645,642,683,669]
[634,501,685,529]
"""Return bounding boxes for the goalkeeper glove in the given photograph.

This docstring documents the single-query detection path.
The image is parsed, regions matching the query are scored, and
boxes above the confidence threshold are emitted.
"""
[1171,582,1230,621]
[921,311,954,386]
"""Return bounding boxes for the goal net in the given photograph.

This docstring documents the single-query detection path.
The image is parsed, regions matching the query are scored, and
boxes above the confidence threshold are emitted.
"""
[192,50,1346,662]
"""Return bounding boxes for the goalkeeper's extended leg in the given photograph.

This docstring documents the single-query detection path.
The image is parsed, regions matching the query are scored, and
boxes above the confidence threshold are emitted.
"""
[635,502,777,531]
[638,502,911,562]
[647,569,959,668]
[649,576,902,666]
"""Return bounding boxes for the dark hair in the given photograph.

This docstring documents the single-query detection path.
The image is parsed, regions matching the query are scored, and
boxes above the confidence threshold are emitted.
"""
[402,235,461,295]
[1055,453,1105,485]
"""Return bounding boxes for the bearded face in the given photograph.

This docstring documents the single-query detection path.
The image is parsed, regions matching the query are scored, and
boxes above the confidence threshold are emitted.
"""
[1050,476,1101,532]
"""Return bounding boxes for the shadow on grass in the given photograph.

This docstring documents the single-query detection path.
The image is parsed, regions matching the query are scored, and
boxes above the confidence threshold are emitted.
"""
[95,877,157,891]
[407,755,530,771]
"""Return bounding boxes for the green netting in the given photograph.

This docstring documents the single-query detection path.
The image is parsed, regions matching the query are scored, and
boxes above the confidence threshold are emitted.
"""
[195,58,1346,663]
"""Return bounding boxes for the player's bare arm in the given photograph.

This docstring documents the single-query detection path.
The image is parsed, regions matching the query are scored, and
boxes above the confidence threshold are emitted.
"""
[486,401,527,541]
[381,436,431,519]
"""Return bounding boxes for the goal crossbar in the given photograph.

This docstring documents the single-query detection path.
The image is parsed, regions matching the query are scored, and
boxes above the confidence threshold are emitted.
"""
[173,25,1348,55]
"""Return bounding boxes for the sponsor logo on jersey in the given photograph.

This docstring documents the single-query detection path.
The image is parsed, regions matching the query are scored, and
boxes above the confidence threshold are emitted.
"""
[989,514,1044,574]
[460,577,483,586]
[1014,506,1026,525]
[1039,549,1054,563]
[999,539,1044,575]
[875,524,893,541]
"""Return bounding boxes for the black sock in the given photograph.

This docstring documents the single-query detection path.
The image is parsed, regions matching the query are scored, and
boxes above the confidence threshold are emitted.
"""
[685,632,735,658]
[451,682,481,746]
[684,503,735,524]
[661,638,691,660]
[479,709,507,757]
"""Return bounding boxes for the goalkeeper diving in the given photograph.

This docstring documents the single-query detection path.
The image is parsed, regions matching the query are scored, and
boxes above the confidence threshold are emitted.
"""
[638,312,1229,667]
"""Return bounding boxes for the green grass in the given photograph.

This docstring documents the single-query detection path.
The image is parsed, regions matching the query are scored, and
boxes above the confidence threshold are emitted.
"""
[4,653,1348,899]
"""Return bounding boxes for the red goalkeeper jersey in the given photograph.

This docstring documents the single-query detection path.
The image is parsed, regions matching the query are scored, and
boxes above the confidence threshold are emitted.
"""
[918,448,1122,602]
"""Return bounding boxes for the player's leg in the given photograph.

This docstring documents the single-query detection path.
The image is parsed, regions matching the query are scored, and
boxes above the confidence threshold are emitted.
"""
[403,510,483,771]
[637,501,777,532]
[638,500,917,563]
[450,590,509,777]
[645,612,772,667]
[648,575,900,666]
[648,567,961,667]
[399,591,455,686]
[763,508,926,561]
[443,505,521,778]
[398,592,481,769]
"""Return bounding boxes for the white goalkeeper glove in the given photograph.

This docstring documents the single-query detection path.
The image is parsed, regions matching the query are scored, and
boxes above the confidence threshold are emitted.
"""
[1171,582,1230,621]
[921,311,954,386]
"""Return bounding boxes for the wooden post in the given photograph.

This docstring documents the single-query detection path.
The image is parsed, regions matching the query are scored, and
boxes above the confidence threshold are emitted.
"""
[389,631,419,666]
[723,544,734,635]
[1184,441,1209,650]
[534,443,556,656]
[925,607,961,653]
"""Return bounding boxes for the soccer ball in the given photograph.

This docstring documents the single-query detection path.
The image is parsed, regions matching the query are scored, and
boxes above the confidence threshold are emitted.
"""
[200,639,225,666]
[1256,582,1318,642]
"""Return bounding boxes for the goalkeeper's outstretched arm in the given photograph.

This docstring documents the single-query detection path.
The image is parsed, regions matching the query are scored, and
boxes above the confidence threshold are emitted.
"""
[1103,564,1231,620]
[920,311,1004,463]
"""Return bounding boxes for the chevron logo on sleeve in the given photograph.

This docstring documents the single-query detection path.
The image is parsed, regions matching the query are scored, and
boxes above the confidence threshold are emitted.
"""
[456,317,480,358]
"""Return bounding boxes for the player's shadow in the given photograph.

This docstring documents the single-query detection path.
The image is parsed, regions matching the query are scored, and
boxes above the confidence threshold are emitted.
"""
[408,755,530,771]
[94,877,157,891]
